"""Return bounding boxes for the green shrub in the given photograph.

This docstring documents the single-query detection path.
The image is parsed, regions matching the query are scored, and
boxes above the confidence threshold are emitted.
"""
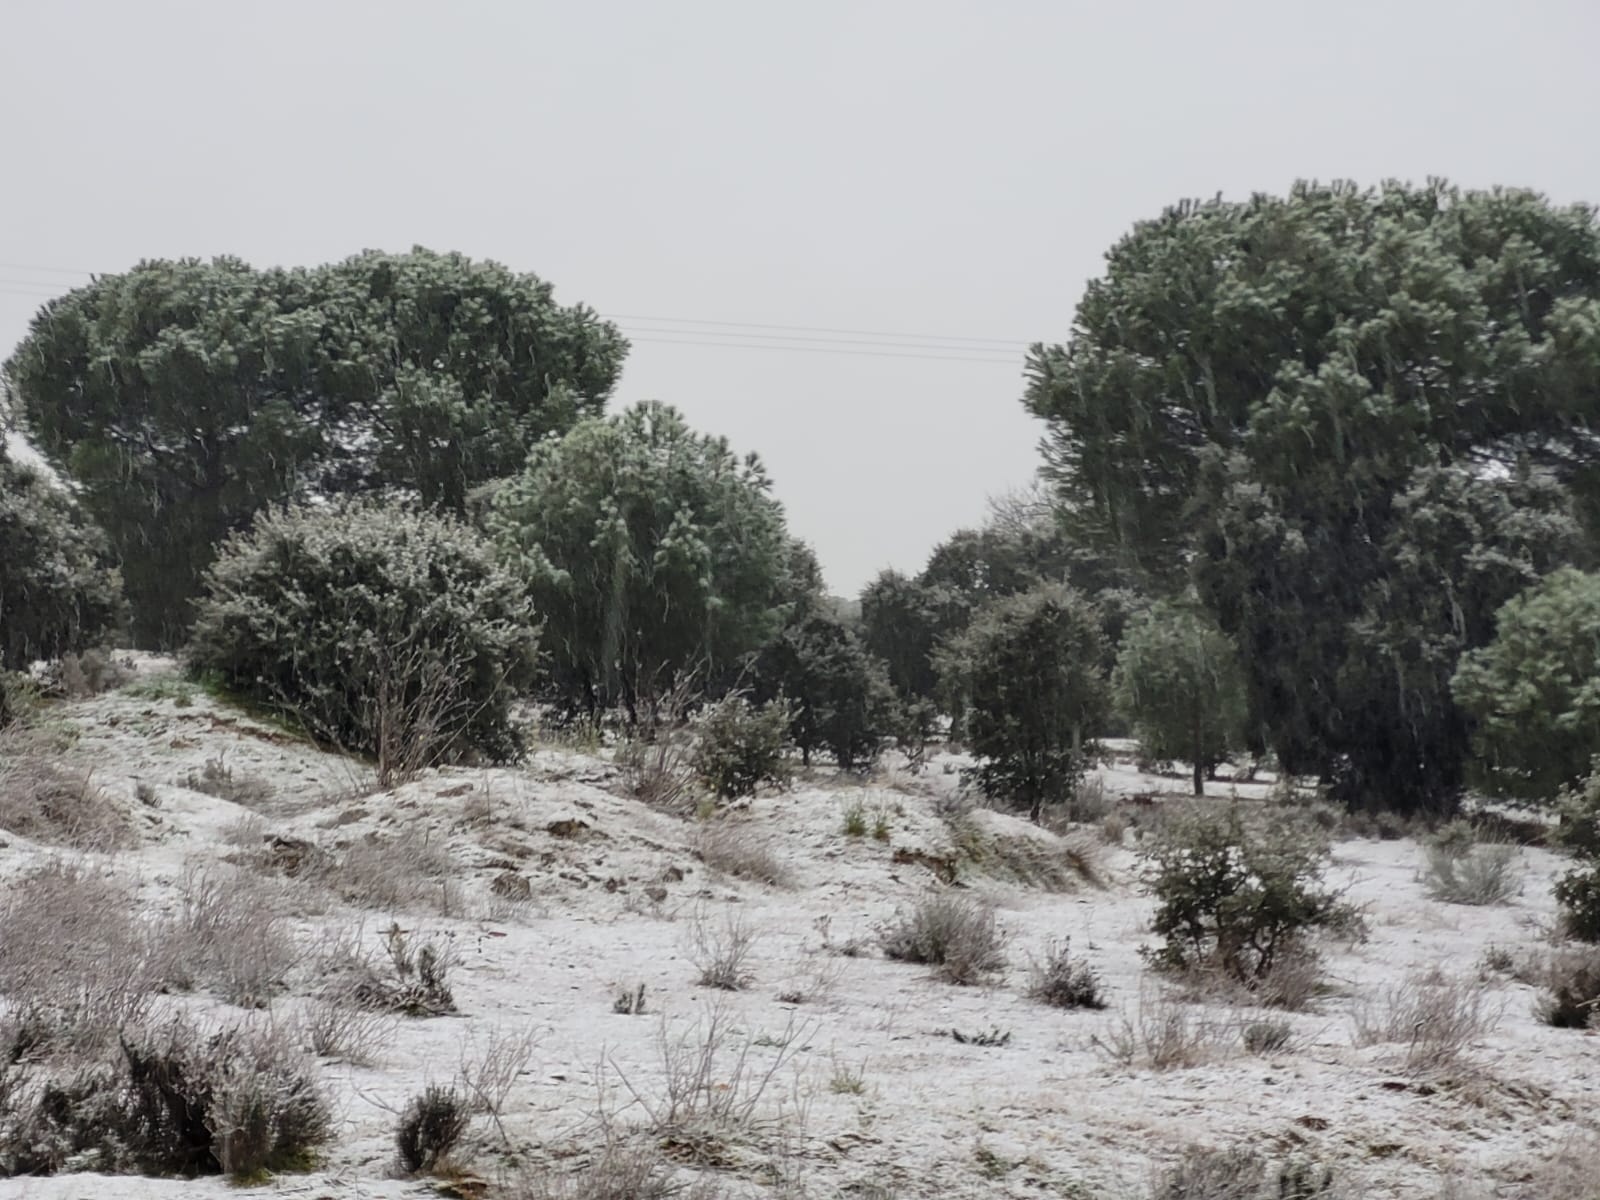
[1025,937,1106,1009]
[1140,804,1350,984]
[0,448,123,672]
[188,500,538,782]
[691,696,792,800]
[1554,767,1600,858]
[1556,859,1600,942]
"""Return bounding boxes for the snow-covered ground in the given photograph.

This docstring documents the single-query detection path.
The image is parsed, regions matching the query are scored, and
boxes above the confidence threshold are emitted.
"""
[0,660,1594,1199]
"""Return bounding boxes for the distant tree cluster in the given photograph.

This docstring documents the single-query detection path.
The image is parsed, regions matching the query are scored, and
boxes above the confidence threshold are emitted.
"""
[5,181,1600,818]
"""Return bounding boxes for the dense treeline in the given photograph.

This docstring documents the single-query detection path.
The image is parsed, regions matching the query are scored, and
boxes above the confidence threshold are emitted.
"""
[5,182,1600,823]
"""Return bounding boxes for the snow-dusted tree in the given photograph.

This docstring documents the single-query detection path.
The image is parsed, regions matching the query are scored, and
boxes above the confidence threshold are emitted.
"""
[0,441,123,674]
[5,250,624,647]
[490,402,791,720]
[1113,602,1247,795]
[937,582,1108,821]
[1026,181,1600,811]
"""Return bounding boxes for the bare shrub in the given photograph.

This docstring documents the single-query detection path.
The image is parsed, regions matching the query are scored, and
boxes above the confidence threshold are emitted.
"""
[617,728,699,812]
[775,953,846,1006]
[878,893,1006,985]
[42,649,135,698]
[317,924,459,1017]
[457,1023,540,1137]
[1514,1135,1600,1198]
[1152,1144,1335,1200]
[1352,972,1501,1072]
[1101,809,1128,845]
[0,730,130,848]
[510,1139,685,1200]
[324,827,459,914]
[1534,945,1600,1028]
[1026,937,1106,1009]
[609,1003,809,1141]
[695,820,794,888]
[396,1085,471,1174]
[686,906,760,991]
[0,1016,331,1180]
[167,864,296,1008]
[181,753,275,808]
[1420,824,1521,906]
[0,861,161,1052]
[1091,986,1223,1071]
[298,993,396,1066]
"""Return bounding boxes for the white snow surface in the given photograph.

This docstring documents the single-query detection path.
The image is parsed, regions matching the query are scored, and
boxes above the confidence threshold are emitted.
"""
[0,659,1595,1199]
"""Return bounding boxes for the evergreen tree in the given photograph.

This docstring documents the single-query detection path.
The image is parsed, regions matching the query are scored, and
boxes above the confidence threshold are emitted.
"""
[754,612,897,769]
[490,402,790,719]
[4,250,624,646]
[937,583,1108,821]
[1113,602,1247,795]
[1026,181,1600,812]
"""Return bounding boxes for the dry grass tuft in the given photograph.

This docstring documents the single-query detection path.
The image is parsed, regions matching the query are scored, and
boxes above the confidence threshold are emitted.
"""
[1352,971,1501,1072]
[695,820,794,888]
[878,893,1007,985]
[166,863,297,1008]
[0,728,131,849]
[685,906,760,991]
[1091,985,1226,1071]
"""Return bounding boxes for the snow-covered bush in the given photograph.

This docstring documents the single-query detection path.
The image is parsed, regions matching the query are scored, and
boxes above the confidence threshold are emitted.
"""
[188,500,538,780]
[691,696,792,800]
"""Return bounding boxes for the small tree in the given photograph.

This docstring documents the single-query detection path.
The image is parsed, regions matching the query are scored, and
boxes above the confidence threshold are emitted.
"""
[937,583,1108,821]
[1113,601,1247,795]
[189,500,538,780]
[1451,568,1600,802]
[490,402,790,721]
[0,446,123,672]
[754,613,897,770]
[691,696,793,800]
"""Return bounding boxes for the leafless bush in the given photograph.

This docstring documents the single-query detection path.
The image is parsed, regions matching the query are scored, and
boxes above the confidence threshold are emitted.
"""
[1513,1135,1600,1198]
[878,893,1007,985]
[166,864,296,1008]
[315,923,459,1018]
[0,860,161,1053]
[42,649,135,698]
[0,1015,331,1180]
[1420,827,1522,906]
[775,952,846,1006]
[1241,1018,1293,1055]
[0,729,130,849]
[1352,972,1501,1072]
[695,820,794,888]
[457,1022,540,1138]
[322,827,460,914]
[1151,1144,1335,1200]
[508,1139,688,1200]
[1091,985,1224,1071]
[686,906,760,991]
[181,752,275,808]
[1534,945,1600,1028]
[1026,938,1107,1009]
[617,682,701,812]
[609,1003,809,1141]
[298,992,396,1066]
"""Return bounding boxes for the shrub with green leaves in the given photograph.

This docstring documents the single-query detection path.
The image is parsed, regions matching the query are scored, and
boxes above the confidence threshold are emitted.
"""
[1452,568,1600,802]
[936,582,1109,822]
[188,500,538,778]
[1141,804,1350,984]
[1556,860,1600,943]
[1554,766,1600,859]
[691,696,792,799]
[0,446,123,673]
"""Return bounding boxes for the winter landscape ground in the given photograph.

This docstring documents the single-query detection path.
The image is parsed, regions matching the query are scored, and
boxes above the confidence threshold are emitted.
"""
[0,655,1595,1200]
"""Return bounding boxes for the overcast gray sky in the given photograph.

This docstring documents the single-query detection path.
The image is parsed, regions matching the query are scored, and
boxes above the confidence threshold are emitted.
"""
[3,0,1597,595]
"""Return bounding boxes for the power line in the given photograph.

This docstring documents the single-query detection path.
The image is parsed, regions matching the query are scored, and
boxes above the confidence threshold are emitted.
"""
[625,334,1017,365]
[615,321,1022,354]
[605,311,1029,348]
